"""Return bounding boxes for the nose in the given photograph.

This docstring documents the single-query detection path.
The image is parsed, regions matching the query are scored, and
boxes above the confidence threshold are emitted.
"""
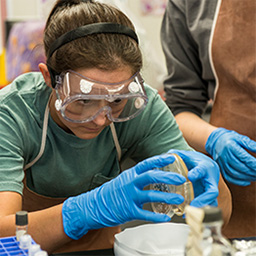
[92,110,108,126]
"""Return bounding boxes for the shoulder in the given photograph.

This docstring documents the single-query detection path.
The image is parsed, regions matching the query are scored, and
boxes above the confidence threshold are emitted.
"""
[169,0,218,10]
[0,72,51,126]
[130,83,174,124]
[143,84,169,112]
[143,83,158,98]
[0,73,51,166]
[168,0,219,22]
[0,72,47,103]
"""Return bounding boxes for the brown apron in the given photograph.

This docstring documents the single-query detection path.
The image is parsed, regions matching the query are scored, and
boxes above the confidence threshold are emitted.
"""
[22,99,121,253]
[211,0,256,238]
[22,181,120,253]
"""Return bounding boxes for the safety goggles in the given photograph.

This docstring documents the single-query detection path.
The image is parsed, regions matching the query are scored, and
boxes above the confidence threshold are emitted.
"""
[54,70,148,123]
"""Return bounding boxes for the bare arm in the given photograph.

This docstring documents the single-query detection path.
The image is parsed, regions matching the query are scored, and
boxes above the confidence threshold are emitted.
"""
[0,192,72,253]
[175,112,217,153]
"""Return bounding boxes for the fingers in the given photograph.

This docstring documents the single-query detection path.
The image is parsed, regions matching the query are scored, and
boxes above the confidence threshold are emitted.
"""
[135,208,171,223]
[220,164,251,186]
[190,197,218,208]
[190,183,219,208]
[187,165,219,207]
[134,154,176,174]
[167,149,210,170]
[138,189,184,205]
[187,165,219,184]
[221,159,256,182]
[167,149,196,170]
[230,144,256,175]
[224,176,251,186]
[187,166,206,182]
[214,143,256,184]
[133,170,186,189]
[157,149,220,208]
[238,134,256,153]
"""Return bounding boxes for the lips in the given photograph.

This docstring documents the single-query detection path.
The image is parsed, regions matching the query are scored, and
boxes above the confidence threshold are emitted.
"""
[85,126,101,132]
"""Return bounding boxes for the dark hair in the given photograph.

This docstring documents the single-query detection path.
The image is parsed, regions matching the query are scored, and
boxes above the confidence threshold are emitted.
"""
[44,0,142,74]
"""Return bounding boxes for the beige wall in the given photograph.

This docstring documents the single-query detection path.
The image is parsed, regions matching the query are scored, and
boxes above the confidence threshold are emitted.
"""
[105,0,167,90]
[6,0,41,20]
[128,0,164,55]
[5,0,167,89]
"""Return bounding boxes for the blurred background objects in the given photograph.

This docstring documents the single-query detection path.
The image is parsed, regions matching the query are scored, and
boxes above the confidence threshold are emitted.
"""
[0,0,167,95]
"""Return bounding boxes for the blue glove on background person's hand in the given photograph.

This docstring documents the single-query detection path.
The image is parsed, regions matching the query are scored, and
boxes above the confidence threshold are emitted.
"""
[205,128,256,186]
[62,154,186,240]
[167,149,220,208]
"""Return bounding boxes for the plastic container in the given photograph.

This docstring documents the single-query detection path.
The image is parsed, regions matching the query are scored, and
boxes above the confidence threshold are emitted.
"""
[19,234,32,250]
[16,211,28,241]
[34,251,48,256]
[0,236,38,256]
[29,244,41,256]
[185,206,234,256]
[150,153,194,217]
[200,207,234,256]
[114,222,190,256]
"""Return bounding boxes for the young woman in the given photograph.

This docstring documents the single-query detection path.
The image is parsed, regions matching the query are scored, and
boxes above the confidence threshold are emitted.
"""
[0,0,224,253]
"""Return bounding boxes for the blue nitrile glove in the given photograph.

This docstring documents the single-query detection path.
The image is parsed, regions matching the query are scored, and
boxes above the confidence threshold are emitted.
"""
[167,149,220,208]
[62,154,186,240]
[205,128,256,186]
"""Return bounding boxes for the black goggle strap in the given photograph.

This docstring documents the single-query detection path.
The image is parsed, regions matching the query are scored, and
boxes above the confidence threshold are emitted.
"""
[47,64,60,88]
[47,22,139,88]
[47,22,139,59]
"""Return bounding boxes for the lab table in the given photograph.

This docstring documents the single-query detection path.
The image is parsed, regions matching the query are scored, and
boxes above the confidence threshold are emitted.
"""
[51,248,114,256]
[50,237,256,256]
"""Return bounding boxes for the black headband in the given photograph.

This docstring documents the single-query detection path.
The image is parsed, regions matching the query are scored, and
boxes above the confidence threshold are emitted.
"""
[47,22,139,59]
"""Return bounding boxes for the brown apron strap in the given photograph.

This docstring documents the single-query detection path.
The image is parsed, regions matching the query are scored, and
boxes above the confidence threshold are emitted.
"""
[24,96,51,170]
[110,123,121,162]
[210,0,256,238]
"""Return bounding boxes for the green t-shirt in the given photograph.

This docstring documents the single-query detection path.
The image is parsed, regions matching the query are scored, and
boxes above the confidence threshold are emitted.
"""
[0,72,191,198]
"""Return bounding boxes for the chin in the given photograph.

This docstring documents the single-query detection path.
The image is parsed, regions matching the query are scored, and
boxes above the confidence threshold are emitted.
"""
[81,134,99,140]
[67,123,108,140]
[74,130,102,140]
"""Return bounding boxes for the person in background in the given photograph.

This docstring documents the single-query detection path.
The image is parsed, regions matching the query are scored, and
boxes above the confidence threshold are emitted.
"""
[161,0,256,239]
[0,0,227,253]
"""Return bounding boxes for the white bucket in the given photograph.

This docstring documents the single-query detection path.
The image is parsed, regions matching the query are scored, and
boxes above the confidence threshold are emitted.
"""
[114,222,189,256]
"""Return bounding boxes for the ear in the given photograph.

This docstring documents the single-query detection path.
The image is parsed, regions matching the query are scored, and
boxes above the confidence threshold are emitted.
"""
[38,63,53,88]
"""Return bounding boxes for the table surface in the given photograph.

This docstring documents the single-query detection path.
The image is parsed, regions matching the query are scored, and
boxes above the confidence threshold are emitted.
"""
[51,248,114,256]
[50,237,256,256]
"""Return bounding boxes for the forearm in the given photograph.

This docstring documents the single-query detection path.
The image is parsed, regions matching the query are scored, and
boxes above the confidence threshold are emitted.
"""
[175,112,217,153]
[0,203,71,253]
[27,204,72,252]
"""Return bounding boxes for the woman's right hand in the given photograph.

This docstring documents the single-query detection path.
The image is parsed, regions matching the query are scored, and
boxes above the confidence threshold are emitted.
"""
[62,154,186,240]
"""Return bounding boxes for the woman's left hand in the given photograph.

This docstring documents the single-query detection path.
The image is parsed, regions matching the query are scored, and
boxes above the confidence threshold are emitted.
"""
[167,149,220,207]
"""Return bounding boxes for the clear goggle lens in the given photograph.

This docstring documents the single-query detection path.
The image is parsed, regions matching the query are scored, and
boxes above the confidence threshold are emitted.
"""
[54,70,148,123]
